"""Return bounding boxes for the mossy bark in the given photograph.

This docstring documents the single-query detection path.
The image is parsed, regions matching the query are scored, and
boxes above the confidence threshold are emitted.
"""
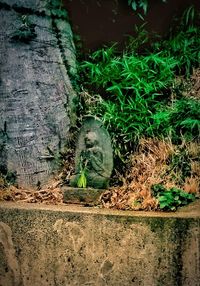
[0,0,77,187]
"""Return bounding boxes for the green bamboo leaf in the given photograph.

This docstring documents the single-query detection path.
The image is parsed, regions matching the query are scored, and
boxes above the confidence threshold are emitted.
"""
[77,171,87,188]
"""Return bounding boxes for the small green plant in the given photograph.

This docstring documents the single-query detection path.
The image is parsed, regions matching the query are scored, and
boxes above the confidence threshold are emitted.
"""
[77,169,87,188]
[151,184,195,211]
[125,24,149,53]
[77,160,87,188]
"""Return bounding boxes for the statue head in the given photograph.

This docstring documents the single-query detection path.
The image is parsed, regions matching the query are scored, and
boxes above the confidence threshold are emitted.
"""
[85,131,98,148]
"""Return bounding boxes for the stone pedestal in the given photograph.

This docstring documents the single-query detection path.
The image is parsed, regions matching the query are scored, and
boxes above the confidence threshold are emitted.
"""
[62,186,105,206]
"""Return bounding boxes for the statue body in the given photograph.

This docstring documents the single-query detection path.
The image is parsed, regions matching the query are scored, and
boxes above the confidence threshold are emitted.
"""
[70,117,113,189]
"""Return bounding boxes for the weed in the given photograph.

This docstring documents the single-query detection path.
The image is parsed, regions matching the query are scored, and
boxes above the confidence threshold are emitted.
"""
[151,184,196,211]
[168,148,191,179]
[169,98,200,141]
[77,162,87,188]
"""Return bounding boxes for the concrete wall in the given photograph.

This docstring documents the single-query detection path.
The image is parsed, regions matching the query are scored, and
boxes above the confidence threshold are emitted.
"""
[0,202,199,286]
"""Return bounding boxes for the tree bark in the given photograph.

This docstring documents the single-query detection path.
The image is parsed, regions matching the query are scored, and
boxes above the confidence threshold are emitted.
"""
[0,0,77,188]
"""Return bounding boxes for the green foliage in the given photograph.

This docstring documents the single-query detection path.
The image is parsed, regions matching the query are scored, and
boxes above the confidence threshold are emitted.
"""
[128,0,167,15]
[128,0,148,15]
[161,27,199,77]
[168,147,191,179]
[81,47,177,93]
[149,98,200,141]
[80,46,178,156]
[169,99,200,140]
[47,0,68,19]
[79,7,200,160]
[154,6,200,76]
[151,184,195,211]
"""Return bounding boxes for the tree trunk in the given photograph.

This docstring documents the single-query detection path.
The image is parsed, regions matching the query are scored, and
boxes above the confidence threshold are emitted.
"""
[0,0,77,188]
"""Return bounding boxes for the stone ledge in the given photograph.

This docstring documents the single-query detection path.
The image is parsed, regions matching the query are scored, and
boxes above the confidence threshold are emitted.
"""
[0,201,199,285]
[62,186,106,206]
[0,200,199,218]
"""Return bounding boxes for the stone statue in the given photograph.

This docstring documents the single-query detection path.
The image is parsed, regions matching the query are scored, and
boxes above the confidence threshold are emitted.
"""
[70,116,113,189]
[81,131,104,174]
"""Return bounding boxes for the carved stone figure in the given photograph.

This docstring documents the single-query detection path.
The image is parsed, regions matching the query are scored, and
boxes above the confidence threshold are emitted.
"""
[70,116,113,189]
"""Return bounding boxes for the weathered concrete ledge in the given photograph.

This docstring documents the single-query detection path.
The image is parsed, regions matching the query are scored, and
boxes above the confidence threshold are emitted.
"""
[62,187,106,206]
[0,201,199,286]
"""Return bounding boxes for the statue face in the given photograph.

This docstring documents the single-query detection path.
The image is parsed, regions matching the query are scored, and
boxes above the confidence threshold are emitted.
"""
[85,131,97,147]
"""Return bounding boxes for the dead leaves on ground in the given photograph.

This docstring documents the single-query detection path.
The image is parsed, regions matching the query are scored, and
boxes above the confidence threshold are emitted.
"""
[0,180,63,205]
[100,138,199,211]
[1,138,199,210]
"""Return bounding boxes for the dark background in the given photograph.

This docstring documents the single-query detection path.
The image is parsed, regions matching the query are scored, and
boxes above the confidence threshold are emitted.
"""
[64,0,200,52]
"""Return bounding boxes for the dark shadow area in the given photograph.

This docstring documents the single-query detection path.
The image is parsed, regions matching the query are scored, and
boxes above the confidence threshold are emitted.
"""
[64,0,200,51]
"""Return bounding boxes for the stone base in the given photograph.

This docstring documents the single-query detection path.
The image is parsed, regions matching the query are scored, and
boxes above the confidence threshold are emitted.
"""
[62,186,106,206]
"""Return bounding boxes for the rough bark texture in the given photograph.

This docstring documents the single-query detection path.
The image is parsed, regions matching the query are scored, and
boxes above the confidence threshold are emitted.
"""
[0,0,77,187]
